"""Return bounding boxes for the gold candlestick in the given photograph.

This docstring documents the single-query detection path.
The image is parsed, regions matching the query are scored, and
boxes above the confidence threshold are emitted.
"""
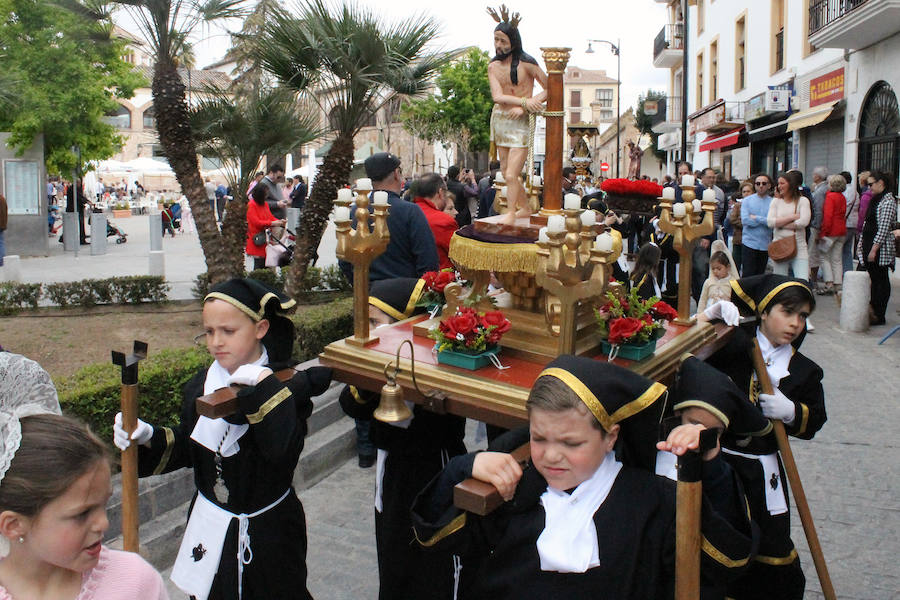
[536,210,613,355]
[335,189,391,346]
[657,186,715,324]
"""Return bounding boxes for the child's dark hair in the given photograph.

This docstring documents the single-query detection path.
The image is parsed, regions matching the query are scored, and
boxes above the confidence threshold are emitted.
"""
[527,376,607,434]
[630,243,661,283]
[710,251,729,267]
[763,284,816,315]
[0,414,109,517]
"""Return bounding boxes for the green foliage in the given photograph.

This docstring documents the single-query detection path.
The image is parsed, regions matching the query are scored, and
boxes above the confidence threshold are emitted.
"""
[0,0,144,174]
[193,265,350,300]
[634,90,668,163]
[56,348,212,450]
[401,48,493,153]
[291,297,353,361]
[0,282,42,314]
[1,276,168,312]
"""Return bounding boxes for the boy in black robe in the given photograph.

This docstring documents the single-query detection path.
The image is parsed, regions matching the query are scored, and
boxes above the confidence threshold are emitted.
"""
[338,277,467,600]
[411,356,755,599]
[699,274,827,599]
[114,278,332,600]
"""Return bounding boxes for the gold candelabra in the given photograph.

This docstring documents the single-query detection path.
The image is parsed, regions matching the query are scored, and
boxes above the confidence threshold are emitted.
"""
[535,208,614,355]
[334,186,391,346]
[656,185,715,324]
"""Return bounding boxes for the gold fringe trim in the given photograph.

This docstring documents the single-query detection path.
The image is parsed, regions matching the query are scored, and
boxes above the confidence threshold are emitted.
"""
[449,234,539,274]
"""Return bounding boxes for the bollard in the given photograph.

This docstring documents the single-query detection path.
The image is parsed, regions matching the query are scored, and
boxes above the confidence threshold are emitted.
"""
[1,255,21,281]
[148,213,163,251]
[91,213,107,256]
[149,249,165,277]
[287,207,300,233]
[839,270,871,332]
[62,212,80,252]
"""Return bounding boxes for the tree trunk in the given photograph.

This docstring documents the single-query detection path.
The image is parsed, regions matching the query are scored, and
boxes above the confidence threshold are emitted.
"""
[152,61,236,284]
[285,133,354,297]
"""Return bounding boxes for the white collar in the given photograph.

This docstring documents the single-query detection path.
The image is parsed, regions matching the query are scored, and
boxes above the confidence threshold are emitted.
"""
[756,329,791,388]
[536,452,622,573]
[189,348,269,457]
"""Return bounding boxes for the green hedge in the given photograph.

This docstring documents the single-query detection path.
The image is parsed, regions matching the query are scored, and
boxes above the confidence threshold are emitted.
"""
[55,297,354,444]
[56,347,212,449]
[0,276,169,313]
[192,265,351,302]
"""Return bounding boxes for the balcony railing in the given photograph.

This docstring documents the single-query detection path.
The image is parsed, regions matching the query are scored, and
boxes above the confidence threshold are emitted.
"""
[650,96,684,128]
[809,0,870,34]
[653,24,685,61]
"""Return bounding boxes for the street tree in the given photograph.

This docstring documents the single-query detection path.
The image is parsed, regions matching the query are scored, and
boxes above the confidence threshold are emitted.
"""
[190,85,323,275]
[634,89,668,163]
[255,0,455,296]
[0,0,142,174]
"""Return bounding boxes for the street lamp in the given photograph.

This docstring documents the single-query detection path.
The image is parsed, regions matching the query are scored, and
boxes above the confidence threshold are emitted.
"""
[586,38,621,178]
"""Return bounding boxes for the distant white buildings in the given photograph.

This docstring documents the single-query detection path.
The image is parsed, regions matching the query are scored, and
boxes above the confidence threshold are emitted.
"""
[651,0,900,185]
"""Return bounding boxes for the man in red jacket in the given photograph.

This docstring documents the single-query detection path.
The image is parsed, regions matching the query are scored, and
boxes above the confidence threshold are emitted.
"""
[413,173,459,270]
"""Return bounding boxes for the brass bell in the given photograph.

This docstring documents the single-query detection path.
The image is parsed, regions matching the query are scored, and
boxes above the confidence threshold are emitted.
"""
[374,377,412,423]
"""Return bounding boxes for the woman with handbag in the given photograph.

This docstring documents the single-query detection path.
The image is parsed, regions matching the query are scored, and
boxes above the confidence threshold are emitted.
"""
[246,184,285,270]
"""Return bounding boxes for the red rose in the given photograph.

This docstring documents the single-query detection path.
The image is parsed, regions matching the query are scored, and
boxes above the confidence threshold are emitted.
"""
[422,271,439,289]
[432,271,455,292]
[608,317,646,344]
[438,318,459,339]
[650,300,678,321]
[480,311,511,334]
[449,311,478,335]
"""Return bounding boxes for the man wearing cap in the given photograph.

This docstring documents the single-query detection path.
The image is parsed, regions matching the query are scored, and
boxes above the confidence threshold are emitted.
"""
[341,153,439,282]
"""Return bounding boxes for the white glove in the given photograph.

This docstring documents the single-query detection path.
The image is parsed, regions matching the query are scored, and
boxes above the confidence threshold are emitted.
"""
[703,300,741,326]
[759,390,796,425]
[113,412,153,451]
[226,364,273,387]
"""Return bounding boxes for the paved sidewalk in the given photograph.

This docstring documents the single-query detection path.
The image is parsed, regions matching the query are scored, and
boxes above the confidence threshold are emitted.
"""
[4,214,338,300]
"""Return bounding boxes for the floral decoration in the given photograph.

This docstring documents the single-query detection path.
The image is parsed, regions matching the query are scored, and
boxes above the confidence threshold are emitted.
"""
[417,269,458,307]
[600,178,664,198]
[431,307,511,353]
[594,287,676,345]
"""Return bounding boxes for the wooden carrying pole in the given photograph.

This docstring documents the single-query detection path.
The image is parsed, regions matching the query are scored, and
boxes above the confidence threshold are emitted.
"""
[750,339,836,600]
[111,341,148,554]
[195,367,297,418]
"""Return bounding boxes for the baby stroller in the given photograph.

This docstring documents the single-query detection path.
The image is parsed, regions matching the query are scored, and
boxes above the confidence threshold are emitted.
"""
[265,228,295,268]
[106,219,128,244]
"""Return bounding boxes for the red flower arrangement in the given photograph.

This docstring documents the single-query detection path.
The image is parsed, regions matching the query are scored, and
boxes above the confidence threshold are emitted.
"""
[430,307,512,353]
[600,178,664,198]
[418,269,459,307]
[594,287,676,345]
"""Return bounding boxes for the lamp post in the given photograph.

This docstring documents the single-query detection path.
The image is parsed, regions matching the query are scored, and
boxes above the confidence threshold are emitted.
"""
[585,38,621,178]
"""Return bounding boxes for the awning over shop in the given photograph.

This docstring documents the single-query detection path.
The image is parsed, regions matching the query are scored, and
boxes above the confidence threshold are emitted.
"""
[785,100,843,132]
[698,127,745,152]
[748,119,789,143]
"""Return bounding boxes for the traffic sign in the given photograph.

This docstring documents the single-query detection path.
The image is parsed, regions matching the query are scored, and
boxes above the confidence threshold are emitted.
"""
[600,162,610,172]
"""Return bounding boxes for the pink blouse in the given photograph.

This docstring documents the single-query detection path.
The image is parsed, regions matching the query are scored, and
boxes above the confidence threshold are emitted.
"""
[0,547,168,600]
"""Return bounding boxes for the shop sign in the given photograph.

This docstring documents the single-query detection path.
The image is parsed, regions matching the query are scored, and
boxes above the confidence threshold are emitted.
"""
[643,100,659,116]
[809,68,844,107]
[765,88,790,112]
[689,101,725,136]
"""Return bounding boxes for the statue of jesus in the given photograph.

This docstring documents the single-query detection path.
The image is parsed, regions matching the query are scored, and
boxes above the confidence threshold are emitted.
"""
[486,5,547,224]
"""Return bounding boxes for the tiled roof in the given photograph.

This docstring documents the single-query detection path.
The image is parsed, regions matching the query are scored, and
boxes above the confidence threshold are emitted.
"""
[132,65,232,91]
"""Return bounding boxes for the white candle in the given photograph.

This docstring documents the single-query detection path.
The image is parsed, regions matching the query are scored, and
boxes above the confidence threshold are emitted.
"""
[661,186,675,200]
[538,227,549,243]
[336,188,352,203]
[333,206,350,222]
[594,232,613,252]
[547,215,566,233]
[495,171,506,183]
[373,191,389,206]
[580,210,596,227]
[500,186,508,198]
[692,199,702,213]
[355,178,372,192]
[531,175,542,186]
[702,188,716,203]
[681,175,695,187]
[672,202,687,218]
[564,193,581,210]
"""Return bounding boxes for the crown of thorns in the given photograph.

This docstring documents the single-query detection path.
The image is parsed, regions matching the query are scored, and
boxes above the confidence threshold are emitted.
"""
[487,4,521,28]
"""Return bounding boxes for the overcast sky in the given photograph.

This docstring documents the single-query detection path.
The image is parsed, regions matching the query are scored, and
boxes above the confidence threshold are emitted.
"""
[133,0,670,109]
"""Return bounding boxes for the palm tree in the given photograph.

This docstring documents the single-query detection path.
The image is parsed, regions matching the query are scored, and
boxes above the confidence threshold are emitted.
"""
[255,0,456,296]
[101,0,247,283]
[190,86,323,274]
